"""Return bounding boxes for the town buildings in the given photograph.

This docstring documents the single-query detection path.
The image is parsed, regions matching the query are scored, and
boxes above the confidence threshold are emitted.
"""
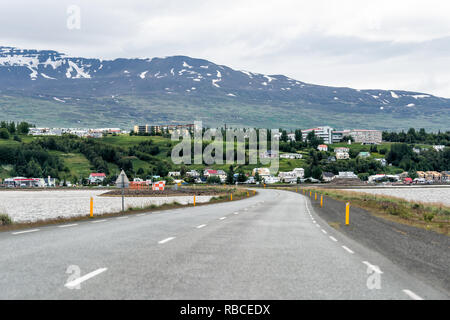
[133,123,196,134]
[348,129,382,144]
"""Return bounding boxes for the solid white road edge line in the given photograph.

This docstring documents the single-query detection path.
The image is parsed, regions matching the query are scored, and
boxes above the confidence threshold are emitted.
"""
[158,237,175,244]
[91,219,107,223]
[65,268,108,289]
[116,216,129,220]
[342,246,354,254]
[12,229,40,235]
[402,289,424,300]
[362,261,384,274]
[58,224,78,228]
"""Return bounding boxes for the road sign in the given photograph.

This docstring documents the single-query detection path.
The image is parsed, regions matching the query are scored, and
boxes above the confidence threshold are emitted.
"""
[115,170,130,188]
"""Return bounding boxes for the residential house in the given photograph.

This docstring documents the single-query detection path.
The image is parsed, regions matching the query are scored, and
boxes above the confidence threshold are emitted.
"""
[263,176,280,184]
[441,171,450,182]
[186,170,200,178]
[287,133,296,141]
[4,177,44,188]
[278,171,297,183]
[358,152,371,158]
[88,173,106,184]
[337,172,358,179]
[259,150,278,159]
[433,145,445,152]
[280,153,302,159]
[252,168,271,177]
[318,144,328,152]
[335,147,350,160]
[374,158,387,166]
[168,171,181,177]
[322,172,335,182]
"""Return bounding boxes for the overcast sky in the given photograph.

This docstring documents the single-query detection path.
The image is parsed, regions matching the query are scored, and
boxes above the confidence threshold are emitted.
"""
[1,0,450,97]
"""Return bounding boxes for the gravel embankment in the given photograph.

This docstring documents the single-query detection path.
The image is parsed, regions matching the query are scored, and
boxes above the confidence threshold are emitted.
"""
[307,194,450,293]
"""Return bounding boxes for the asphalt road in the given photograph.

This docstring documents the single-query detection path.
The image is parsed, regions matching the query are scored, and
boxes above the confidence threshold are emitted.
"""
[0,189,448,299]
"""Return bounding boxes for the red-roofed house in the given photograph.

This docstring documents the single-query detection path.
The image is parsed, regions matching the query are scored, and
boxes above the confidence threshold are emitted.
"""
[89,173,106,184]
[317,144,328,152]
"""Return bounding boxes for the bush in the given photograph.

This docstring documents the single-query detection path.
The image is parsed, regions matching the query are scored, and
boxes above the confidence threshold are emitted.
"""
[0,213,12,225]
[423,213,435,222]
[0,128,10,139]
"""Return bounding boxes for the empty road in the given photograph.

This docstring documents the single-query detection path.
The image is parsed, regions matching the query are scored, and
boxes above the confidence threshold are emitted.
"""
[0,189,448,299]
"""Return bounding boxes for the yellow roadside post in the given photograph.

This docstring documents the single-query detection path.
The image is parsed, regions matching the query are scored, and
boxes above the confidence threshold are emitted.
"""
[309,191,312,197]
[193,195,196,207]
[264,184,266,189]
[345,202,350,225]
[253,190,256,195]
[315,193,317,200]
[247,191,249,197]
[90,197,93,218]
[320,195,323,208]
[230,194,233,201]
[296,187,298,193]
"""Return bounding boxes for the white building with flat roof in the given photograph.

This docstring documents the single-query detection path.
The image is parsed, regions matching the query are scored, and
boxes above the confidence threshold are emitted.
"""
[302,126,333,144]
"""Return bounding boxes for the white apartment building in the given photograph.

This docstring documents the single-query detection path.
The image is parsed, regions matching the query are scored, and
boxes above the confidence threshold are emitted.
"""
[349,129,382,144]
[302,126,333,144]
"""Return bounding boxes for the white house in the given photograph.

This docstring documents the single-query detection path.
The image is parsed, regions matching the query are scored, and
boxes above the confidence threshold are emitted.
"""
[337,172,358,179]
[280,153,303,159]
[168,171,181,177]
[88,173,106,184]
[264,176,280,184]
[252,168,271,177]
[433,145,445,152]
[186,170,200,178]
[318,144,328,152]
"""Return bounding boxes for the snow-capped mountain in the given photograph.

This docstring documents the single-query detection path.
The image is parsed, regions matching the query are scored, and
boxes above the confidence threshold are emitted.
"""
[0,46,449,129]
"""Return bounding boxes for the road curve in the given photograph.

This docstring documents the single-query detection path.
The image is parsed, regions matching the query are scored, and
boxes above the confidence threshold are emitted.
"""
[0,189,448,299]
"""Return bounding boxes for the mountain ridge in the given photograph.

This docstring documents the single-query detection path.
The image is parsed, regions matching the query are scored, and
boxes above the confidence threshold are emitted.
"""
[0,45,449,130]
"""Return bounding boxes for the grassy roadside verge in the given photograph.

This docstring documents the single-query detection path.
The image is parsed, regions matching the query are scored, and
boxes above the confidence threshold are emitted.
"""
[0,188,256,232]
[283,186,449,236]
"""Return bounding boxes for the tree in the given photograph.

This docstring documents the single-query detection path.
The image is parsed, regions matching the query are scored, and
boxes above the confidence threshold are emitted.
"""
[408,170,418,180]
[0,128,9,139]
[226,165,234,184]
[8,122,16,134]
[17,122,30,135]
[294,129,302,142]
[237,170,247,183]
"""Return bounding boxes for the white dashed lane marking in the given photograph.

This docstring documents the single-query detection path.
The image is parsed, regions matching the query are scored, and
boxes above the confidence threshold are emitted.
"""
[12,229,40,235]
[158,237,176,244]
[65,268,108,289]
[329,236,338,242]
[196,224,206,229]
[219,217,227,220]
[362,261,383,274]
[402,289,424,300]
[342,246,354,254]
